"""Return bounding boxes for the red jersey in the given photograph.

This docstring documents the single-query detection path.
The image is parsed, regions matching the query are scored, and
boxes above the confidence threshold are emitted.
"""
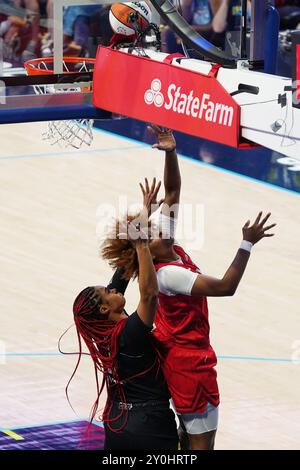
[153,245,220,414]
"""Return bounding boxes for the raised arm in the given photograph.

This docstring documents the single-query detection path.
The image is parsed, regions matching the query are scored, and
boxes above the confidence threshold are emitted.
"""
[107,267,129,295]
[148,125,181,218]
[191,212,276,297]
[127,205,159,327]
[135,240,158,328]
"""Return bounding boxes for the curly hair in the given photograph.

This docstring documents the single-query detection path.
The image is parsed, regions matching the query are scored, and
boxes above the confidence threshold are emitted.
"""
[101,215,140,280]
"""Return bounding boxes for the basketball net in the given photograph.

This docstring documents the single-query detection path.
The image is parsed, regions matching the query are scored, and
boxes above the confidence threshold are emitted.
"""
[24,57,95,149]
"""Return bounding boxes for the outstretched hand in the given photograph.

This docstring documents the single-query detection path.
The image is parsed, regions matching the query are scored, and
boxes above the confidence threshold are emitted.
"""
[147,124,176,152]
[243,212,276,245]
[139,177,164,215]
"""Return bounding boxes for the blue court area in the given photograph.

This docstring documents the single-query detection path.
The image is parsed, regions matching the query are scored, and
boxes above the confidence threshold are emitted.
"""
[0,421,105,450]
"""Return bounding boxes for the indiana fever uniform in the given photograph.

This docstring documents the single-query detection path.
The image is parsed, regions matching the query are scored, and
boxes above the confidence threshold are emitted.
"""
[104,269,178,450]
[152,214,220,434]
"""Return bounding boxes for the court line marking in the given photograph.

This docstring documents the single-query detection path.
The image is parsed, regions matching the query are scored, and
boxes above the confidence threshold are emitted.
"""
[218,355,299,363]
[0,352,299,363]
[0,144,144,161]
[0,419,104,432]
[1,430,24,440]
[92,126,300,197]
[0,419,85,431]
[1,125,298,195]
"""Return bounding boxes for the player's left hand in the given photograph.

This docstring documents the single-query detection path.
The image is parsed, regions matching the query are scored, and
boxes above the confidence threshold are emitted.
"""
[147,125,176,152]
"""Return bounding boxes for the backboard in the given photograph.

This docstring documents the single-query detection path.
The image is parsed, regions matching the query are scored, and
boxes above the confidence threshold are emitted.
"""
[0,1,253,126]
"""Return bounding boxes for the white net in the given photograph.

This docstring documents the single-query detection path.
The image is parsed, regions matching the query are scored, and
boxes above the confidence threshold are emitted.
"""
[28,59,94,149]
[44,117,94,149]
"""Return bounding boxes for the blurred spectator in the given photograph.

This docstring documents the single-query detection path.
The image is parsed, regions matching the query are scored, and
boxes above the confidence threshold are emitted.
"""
[41,2,103,57]
[40,0,53,57]
[0,1,105,62]
[62,5,103,56]
[161,0,232,53]
[212,0,251,57]
[87,5,114,48]
[23,0,40,60]
[2,0,298,69]
[213,1,251,34]
[14,0,40,60]
[0,0,40,63]
[181,0,219,37]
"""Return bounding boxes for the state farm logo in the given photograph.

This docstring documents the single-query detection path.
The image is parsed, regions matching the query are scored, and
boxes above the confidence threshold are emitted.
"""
[144,79,164,107]
[144,78,234,127]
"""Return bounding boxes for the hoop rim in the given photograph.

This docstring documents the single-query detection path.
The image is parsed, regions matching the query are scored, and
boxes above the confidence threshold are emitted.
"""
[24,57,96,76]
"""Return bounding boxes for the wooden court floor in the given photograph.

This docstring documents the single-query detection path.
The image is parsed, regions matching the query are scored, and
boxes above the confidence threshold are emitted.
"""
[0,122,299,449]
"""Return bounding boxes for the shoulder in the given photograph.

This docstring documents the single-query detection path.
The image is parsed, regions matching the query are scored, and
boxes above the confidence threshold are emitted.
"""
[157,264,186,276]
[157,265,198,296]
[123,311,152,336]
[119,312,153,355]
[157,264,196,281]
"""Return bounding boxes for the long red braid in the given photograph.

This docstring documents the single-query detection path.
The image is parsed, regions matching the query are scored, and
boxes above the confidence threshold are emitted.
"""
[71,286,129,432]
[68,286,160,433]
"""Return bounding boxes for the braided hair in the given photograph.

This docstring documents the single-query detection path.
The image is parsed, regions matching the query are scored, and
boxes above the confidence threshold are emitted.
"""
[69,286,160,433]
[71,286,128,432]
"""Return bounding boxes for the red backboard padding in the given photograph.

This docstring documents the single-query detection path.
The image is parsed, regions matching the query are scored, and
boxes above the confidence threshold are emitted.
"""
[93,47,241,148]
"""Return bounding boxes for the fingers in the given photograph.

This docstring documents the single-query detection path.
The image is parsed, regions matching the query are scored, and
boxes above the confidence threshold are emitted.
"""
[148,124,163,134]
[148,124,172,135]
[263,223,277,232]
[147,125,155,135]
[259,212,271,227]
[159,127,172,134]
[262,222,276,238]
[139,182,145,196]
[152,144,165,151]
[140,178,161,193]
[153,179,161,194]
[243,211,276,245]
[150,177,156,194]
[254,211,263,225]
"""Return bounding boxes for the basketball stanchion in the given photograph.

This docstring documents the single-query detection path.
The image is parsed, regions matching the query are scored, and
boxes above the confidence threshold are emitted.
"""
[24,57,96,149]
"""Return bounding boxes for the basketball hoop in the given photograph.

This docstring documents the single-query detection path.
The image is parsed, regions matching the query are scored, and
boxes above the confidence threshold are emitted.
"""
[24,57,96,149]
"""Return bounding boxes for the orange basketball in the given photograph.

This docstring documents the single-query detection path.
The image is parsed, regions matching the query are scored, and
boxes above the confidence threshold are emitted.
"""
[109,2,152,37]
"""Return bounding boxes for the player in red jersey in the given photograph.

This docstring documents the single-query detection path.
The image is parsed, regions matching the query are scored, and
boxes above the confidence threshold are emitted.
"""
[102,126,276,450]
[147,126,276,450]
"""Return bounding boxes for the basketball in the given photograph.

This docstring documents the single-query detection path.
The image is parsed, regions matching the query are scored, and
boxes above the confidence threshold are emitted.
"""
[109,2,152,37]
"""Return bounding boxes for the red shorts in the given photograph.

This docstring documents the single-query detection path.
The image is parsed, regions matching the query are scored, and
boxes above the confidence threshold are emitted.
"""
[156,340,220,414]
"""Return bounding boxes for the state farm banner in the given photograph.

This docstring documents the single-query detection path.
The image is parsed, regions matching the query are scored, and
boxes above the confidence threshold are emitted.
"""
[93,47,241,148]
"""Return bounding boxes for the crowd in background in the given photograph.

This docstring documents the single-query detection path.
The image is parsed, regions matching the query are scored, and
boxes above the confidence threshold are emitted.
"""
[0,0,299,67]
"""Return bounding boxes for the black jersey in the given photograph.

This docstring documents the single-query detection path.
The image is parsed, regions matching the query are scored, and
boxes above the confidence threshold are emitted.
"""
[115,312,170,403]
[106,268,170,403]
